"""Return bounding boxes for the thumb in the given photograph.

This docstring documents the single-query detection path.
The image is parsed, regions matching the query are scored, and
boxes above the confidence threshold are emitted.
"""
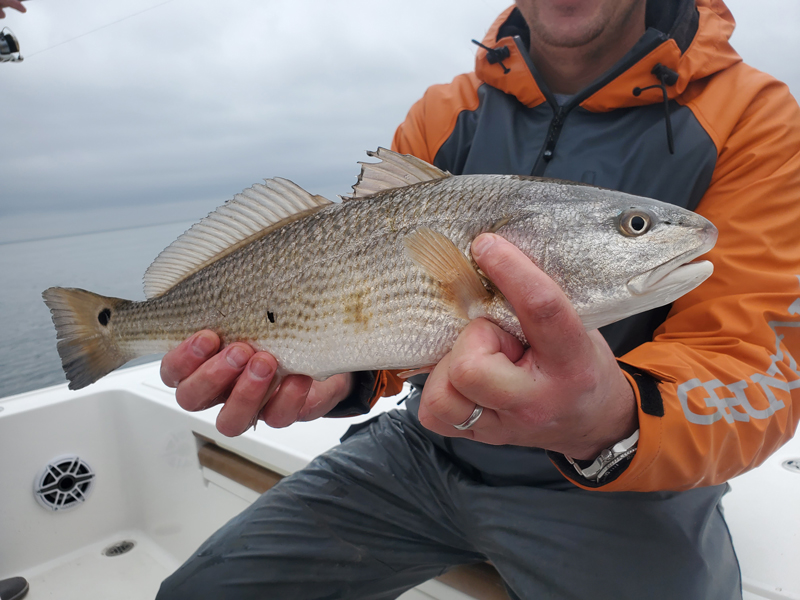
[471,233,595,375]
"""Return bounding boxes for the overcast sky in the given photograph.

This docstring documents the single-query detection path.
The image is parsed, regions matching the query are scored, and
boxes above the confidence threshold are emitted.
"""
[0,0,798,243]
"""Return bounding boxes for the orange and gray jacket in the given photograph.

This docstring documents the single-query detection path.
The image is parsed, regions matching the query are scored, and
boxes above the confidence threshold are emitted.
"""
[350,0,800,492]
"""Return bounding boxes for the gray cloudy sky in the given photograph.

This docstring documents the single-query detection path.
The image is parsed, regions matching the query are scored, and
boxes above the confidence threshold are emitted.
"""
[0,0,798,243]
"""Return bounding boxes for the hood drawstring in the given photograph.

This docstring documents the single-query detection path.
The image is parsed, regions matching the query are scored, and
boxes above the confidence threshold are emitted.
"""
[472,39,510,74]
[633,63,679,155]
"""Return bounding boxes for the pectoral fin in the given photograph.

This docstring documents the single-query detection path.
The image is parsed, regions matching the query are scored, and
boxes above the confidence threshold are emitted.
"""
[403,228,490,319]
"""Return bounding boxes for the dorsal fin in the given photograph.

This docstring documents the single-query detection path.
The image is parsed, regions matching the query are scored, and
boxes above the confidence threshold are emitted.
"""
[143,178,331,299]
[346,148,450,200]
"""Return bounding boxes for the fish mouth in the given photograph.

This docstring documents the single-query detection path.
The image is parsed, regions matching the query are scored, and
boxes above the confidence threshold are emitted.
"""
[627,225,718,297]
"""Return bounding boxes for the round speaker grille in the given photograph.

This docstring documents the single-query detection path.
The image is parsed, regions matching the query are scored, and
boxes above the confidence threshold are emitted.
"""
[34,455,95,511]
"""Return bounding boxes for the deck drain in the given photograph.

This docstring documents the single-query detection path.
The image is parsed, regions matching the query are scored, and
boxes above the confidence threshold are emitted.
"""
[102,540,136,557]
[34,455,95,512]
[782,458,800,474]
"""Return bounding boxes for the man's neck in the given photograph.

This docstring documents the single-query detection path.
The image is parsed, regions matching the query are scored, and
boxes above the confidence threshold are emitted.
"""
[526,5,647,95]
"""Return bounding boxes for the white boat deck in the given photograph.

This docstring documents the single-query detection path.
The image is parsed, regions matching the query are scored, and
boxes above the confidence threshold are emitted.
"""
[1,362,798,599]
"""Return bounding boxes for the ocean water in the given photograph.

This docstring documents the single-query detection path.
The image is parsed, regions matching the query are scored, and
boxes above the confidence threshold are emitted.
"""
[0,219,197,399]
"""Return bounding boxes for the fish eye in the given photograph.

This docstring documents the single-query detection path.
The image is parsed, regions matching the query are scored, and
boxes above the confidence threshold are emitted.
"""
[618,210,652,237]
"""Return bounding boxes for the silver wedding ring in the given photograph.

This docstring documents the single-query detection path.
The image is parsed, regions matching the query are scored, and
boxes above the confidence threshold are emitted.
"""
[454,404,484,431]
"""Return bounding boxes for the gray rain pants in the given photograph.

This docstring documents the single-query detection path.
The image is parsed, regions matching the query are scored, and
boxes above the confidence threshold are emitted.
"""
[157,409,742,600]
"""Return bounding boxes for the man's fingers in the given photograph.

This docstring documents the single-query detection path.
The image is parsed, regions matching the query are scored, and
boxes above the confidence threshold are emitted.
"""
[174,342,254,412]
[259,374,312,428]
[446,318,533,410]
[0,0,26,17]
[3,0,26,11]
[418,353,499,438]
[215,353,278,436]
[161,330,220,388]
[471,233,596,376]
[297,373,354,421]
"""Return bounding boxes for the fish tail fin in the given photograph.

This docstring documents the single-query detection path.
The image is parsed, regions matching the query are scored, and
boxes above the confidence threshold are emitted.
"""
[42,287,133,390]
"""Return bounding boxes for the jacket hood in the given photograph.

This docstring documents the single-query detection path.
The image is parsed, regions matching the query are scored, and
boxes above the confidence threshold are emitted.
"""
[475,0,742,110]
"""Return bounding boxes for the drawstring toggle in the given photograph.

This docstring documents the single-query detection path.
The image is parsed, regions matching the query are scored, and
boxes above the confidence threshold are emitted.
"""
[633,63,679,155]
[472,39,511,74]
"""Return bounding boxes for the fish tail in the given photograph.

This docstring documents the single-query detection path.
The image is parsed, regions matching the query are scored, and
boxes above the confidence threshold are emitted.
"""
[42,287,133,390]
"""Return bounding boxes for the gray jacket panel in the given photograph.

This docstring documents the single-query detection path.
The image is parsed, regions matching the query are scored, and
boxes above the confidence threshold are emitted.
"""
[434,83,717,357]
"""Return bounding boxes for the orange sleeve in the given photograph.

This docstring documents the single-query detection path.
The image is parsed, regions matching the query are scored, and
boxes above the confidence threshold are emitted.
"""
[366,370,405,409]
[584,67,800,492]
[391,72,482,163]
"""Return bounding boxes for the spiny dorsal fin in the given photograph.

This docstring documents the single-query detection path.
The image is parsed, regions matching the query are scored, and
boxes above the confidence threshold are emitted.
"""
[346,148,450,200]
[143,178,331,299]
[403,227,490,319]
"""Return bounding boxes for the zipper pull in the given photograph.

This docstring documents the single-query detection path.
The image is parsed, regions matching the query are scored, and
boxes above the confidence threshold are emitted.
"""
[543,109,565,162]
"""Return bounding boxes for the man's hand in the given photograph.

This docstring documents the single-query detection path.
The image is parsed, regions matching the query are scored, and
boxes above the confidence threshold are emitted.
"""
[160,332,353,437]
[0,0,26,18]
[418,233,638,460]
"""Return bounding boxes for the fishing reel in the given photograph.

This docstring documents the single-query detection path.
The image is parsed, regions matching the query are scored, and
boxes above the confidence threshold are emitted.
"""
[0,28,22,62]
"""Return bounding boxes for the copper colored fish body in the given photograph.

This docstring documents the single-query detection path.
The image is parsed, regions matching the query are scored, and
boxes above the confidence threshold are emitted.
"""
[43,149,717,390]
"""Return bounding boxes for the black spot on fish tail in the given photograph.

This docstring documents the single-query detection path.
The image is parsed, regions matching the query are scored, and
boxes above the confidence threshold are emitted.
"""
[268,311,275,324]
[98,308,111,326]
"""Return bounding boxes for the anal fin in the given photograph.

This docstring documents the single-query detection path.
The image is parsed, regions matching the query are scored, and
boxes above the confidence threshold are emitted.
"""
[396,365,436,379]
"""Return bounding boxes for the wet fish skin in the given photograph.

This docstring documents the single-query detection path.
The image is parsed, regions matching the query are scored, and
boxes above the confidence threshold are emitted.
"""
[42,151,717,390]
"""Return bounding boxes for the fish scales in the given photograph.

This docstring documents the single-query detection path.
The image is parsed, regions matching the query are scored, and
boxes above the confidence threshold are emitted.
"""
[42,149,718,390]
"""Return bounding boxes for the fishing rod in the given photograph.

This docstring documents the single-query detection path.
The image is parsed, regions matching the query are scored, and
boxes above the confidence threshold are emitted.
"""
[0,27,22,61]
[0,0,26,62]
[8,0,179,61]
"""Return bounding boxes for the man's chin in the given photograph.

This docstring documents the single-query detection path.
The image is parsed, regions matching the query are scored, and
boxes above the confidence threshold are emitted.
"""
[529,21,606,49]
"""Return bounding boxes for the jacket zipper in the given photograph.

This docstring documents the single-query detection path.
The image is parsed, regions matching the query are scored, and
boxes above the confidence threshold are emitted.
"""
[516,29,668,177]
[532,105,567,176]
